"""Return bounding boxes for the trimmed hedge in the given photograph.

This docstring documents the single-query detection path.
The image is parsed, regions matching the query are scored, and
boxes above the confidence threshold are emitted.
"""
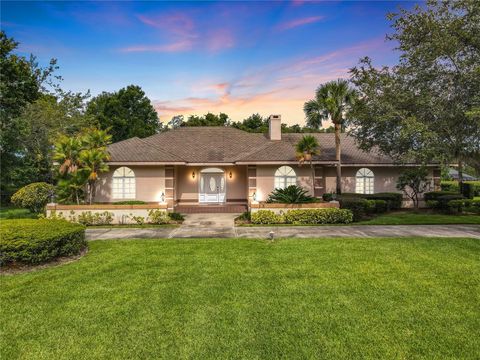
[112,200,147,205]
[424,191,459,201]
[251,208,353,225]
[11,182,55,213]
[0,219,86,266]
[339,197,370,221]
[283,208,353,225]
[441,180,480,196]
[447,199,480,214]
[251,210,284,224]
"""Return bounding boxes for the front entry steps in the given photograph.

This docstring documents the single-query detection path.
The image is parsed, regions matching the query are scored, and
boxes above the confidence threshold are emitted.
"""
[174,203,248,214]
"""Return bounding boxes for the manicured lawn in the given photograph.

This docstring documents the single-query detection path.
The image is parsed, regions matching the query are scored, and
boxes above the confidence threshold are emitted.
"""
[356,211,480,225]
[2,238,479,359]
[0,207,36,219]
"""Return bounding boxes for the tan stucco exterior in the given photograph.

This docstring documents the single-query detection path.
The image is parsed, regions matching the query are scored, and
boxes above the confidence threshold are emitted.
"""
[95,164,436,206]
[96,165,165,203]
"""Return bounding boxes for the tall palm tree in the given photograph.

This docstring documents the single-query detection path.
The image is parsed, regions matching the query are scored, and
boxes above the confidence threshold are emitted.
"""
[304,79,356,195]
[53,135,83,175]
[296,135,320,196]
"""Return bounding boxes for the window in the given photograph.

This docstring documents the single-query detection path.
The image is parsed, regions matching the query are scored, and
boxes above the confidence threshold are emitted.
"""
[355,168,374,194]
[112,167,136,199]
[274,166,296,189]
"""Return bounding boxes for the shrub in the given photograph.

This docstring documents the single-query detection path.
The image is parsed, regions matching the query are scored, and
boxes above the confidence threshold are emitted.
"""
[168,212,185,221]
[148,210,170,224]
[283,208,353,224]
[251,210,284,224]
[11,182,55,213]
[322,193,336,202]
[266,185,315,204]
[130,215,145,225]
[441,180,459,193]
[113,200,147,205]
[368,199,388,213]
[425,200,439,209]
[460,183,475,199]
[364,193,403,210]
[77,211,114,226]
[339,197,370,221]
[0,219,86,266]
[434,195,465,211]
[447,199,480,214]
[236,211,251,222]
[424,191,459,201]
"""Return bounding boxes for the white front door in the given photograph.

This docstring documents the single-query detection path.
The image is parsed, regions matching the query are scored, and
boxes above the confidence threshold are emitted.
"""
[199,173,226,203]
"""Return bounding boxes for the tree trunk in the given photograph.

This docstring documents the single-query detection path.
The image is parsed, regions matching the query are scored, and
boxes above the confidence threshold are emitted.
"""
[335,123,342,195]
[458,159,464,189]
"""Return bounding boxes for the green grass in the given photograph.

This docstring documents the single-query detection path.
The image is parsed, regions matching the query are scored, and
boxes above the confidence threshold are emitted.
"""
[87,223,179,229]
[2,237,479,359]
[0,207,36,219]
[357,211,480,225]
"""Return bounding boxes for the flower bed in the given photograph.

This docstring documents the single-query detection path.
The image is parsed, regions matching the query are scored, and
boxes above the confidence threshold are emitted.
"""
[250,201,339,214]
[251,208,353,225]
[0,219,86,266]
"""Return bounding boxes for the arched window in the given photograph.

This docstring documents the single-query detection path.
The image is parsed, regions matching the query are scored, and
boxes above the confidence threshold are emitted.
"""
[355,168,374,194]
[112,167,136,199]
[274,166,296,189]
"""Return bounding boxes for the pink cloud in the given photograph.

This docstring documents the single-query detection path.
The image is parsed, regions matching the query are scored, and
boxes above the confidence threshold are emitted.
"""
[137,13,195,37]
[207,29,235,52]
[277,15,324,31]
[120,40,193,53]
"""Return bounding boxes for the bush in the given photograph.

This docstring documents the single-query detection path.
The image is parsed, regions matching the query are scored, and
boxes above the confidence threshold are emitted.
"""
[77,211,114,226]
[322,193,336,202]
[148,210,170,224]
[168,212,185,221]
[251,210,284,224]
[236,211,251,222]
[424,191,459,201]
[364,193,403,210]
[339,197,370,221]
[266,185,315,204]
[447,199,480,214]
[11,182,55,213]
[283,208,353,224]
[441,181,459,193]
[113,200,147,205]
[441,180,480,196]
[460,183,475,199]
[0,219,86,266]
[130,215,145,225]
[367,199,388,213]
[426,200,439,209]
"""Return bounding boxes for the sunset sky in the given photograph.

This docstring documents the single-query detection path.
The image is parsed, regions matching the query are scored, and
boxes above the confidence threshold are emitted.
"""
[1,1,410,126]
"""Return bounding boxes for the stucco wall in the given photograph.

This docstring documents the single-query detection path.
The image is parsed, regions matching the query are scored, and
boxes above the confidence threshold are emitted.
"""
[255,165,313,202]
[96,165,165,203]
[176,166,248,202]
[323,166,434,194]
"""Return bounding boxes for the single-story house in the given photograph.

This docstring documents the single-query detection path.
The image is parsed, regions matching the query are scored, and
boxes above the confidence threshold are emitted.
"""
[95,115,440,212]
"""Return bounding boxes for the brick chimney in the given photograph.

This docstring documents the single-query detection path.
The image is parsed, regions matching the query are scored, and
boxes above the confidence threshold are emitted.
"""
[268,114,281,140]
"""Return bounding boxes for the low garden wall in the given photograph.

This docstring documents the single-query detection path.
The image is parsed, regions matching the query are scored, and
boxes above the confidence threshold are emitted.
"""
[46,203,168,225]
[250,201,339,214]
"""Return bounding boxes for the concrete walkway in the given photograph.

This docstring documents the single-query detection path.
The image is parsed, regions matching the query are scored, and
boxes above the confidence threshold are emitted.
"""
[86,213,480,240]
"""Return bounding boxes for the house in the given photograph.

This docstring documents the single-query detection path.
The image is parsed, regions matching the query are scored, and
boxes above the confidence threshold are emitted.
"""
[95,115,441,212]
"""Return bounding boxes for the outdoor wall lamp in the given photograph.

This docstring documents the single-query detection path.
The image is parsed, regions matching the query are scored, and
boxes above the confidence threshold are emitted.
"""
[252,192,257,201]
[229,171,232,179]
[160,192,165,203]
[192,171,195,179]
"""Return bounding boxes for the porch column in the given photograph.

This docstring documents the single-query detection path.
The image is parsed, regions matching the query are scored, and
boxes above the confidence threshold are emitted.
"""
[165,165,175,211]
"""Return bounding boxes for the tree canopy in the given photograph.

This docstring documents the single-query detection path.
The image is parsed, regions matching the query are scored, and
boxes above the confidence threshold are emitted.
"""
[350,0,480,180]
[86,85,160,142]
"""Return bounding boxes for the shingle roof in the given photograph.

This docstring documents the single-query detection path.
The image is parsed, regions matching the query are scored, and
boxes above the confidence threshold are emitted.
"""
[107,127,395,164]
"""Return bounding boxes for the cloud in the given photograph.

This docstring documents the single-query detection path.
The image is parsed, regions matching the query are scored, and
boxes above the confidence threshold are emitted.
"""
[277,15,324,31]
[120,40,193,53]
[151,37,392,124]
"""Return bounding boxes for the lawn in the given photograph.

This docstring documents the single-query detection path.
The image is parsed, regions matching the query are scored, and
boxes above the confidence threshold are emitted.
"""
[2,238,479,359]
[356,211,480,225]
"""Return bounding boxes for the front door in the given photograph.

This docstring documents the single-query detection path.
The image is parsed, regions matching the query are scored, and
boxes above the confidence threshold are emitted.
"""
[199,172,226,203]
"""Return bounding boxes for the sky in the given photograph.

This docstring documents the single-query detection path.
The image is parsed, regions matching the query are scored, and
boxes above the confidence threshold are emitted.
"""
[1,1,412,126]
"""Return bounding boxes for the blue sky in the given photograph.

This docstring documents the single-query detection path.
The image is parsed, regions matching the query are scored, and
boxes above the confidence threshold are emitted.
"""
[1,1,412,125]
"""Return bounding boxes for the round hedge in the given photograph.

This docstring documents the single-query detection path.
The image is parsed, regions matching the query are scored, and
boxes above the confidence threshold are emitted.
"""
[0,219,86,267]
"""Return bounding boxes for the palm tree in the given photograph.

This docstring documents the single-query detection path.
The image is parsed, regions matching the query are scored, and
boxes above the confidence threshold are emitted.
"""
[296,135,320,196]
[53,135,83,175]
[304,79,356,195]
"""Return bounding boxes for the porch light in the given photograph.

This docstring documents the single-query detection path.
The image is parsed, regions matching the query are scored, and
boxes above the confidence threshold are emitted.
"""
[160,192,165,203]
[229,171,232,179]
[252,192,257,201]
[192,171,195,179]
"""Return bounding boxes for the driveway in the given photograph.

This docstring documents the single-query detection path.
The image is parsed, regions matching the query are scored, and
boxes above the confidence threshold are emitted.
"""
[86,213,480,240]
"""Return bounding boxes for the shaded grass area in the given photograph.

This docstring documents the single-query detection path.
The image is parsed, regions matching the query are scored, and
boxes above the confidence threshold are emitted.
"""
[356,211,480,225]
[2,238,480,359]
[0,207,36,219]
